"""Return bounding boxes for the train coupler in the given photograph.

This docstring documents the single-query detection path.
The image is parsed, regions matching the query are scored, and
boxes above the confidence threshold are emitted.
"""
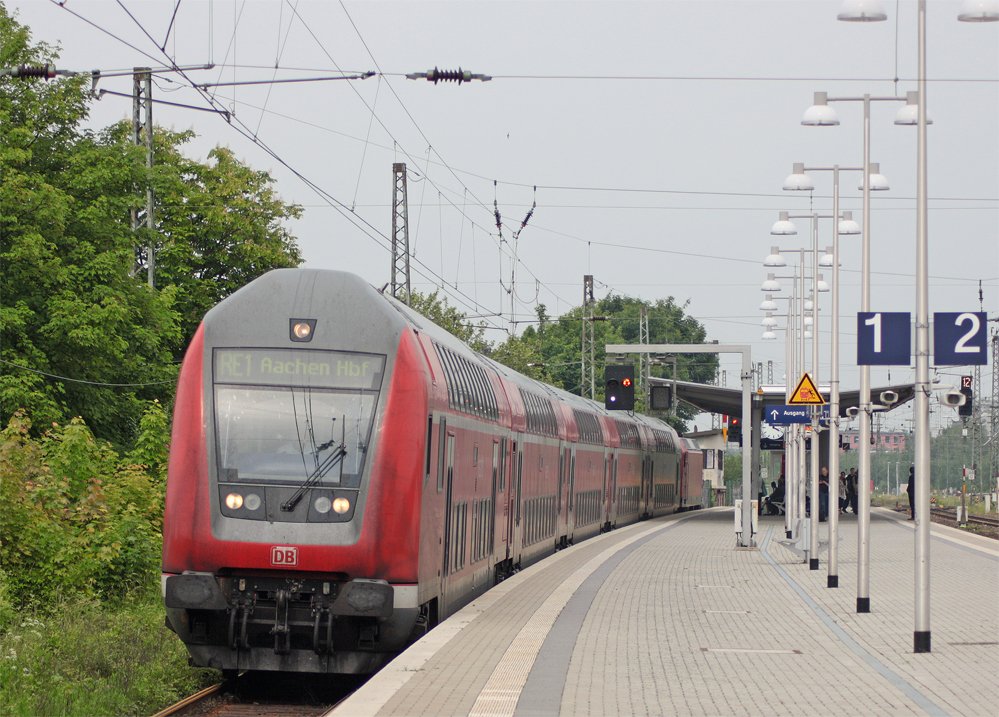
[311,596,334,655]
[271,588,291,655]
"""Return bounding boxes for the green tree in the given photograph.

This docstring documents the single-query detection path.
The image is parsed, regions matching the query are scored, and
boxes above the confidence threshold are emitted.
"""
[407,289,489,352]
[0,9,303,444]
[0,9,180,444]
[151,132,303,346]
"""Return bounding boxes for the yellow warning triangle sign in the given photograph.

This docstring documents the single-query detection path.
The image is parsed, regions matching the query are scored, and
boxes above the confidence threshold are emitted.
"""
[788,373,825,405]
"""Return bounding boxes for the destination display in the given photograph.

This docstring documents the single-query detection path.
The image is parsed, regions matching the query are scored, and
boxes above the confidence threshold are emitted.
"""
[214,349,385,390]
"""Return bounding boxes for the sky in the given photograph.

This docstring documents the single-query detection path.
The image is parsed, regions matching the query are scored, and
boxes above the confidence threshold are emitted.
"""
[7,0,998,434]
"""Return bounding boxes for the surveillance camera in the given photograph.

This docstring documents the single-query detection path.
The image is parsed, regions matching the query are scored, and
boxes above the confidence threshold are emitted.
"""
[940,390,966,408]
[845,407,859,418]
[880,390,899,405]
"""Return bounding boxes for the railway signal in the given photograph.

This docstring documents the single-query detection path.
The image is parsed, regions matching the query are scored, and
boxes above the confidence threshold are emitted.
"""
[604,365,635,411]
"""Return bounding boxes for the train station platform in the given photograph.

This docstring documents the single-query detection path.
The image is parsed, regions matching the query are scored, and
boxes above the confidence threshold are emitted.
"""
[331,508,999,717]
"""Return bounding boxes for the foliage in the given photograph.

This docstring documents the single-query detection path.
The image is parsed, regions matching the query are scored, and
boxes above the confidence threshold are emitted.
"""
[151,132,303,345]
[0,411,163,608]
[408,289,489,352]
[0,597,216,717]
[0,7,302,446]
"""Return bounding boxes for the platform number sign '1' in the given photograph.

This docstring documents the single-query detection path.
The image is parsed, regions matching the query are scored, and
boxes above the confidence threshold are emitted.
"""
[857,312,911,366]
[933,312,987,366]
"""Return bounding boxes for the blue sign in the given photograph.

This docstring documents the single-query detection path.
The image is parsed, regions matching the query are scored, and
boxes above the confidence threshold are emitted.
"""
[857,312,911,366]
[765,405,829,425]
[933,312,987,366]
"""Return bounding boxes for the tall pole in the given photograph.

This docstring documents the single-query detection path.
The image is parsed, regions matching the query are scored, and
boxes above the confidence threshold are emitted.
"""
[797,258,807,546]
[857,95,873,614]
[391,163,412,304]
[785,283,796,538]
[809,216,821,570]
[828,168,841,587]
[913,0,931,654]
[131,68,155,287]
[582,276,596,399]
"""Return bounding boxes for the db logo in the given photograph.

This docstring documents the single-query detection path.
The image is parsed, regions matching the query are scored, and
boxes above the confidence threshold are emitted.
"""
[270,546,298,567]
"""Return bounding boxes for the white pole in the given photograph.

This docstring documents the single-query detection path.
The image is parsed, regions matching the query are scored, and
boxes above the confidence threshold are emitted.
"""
[913,0,931,654]
[828,169,841,587]
[857,95,872,614]
[809,215,821,570]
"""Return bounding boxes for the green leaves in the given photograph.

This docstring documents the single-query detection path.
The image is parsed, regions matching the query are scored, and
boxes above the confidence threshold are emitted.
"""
[1,10,300,447]
[0,411,165,606]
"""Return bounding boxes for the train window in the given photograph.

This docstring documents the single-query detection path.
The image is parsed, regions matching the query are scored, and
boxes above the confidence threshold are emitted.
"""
[499,439,507,492]
[492,442,500,494]
[214,385,377,488]
[569,454,575,511]
[473,444,479,467]
[516,450,523,525]
[437,420,448,493]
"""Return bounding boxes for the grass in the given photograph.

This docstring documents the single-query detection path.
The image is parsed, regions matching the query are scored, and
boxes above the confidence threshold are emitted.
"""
[0,596,217,717]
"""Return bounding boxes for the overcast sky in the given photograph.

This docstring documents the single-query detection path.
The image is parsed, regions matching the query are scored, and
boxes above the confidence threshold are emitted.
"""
[9,0,998,433]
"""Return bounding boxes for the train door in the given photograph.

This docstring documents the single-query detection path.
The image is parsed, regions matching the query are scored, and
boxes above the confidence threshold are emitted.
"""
[510,436,524,564]
[489,438,502,561]
[611,454,619,527]
[602,453,611,531]
[640,455,650,518]
[440,432,456,608]
[569,449,576,540]
[557,445,570,547]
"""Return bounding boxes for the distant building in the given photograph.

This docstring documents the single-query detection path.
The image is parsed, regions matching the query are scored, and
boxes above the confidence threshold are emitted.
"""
[687,429,726,505]
[840,430,908,453]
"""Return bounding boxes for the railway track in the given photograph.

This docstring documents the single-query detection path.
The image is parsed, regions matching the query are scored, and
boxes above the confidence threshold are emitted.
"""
[888,505,999,539]
[928,506,999,536]
[152,673,364,717]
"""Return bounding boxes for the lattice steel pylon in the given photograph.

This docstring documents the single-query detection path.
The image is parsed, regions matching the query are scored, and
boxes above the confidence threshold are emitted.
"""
[131,67,155,287]
[639,305,650,400]
[391,163,411,305]
[581,275,595,399]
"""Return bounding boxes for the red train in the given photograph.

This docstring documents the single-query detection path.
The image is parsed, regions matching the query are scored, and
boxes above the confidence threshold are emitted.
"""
[162,269,703,675]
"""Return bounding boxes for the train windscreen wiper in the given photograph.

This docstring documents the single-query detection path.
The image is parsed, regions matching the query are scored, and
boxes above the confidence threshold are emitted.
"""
[280,443,347,512]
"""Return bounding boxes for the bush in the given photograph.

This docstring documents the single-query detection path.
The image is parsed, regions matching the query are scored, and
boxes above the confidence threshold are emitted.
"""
[0,597,216,717]
[0,408,167,605]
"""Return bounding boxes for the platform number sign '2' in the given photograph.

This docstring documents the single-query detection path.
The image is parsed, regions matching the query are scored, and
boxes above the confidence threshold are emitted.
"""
[857,312,911,366]
[933,312,987,365]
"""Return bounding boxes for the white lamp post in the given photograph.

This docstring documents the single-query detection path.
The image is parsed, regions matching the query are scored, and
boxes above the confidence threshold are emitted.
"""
[784,165,870,587]
[837,0,997,653]
[801,90,905,615]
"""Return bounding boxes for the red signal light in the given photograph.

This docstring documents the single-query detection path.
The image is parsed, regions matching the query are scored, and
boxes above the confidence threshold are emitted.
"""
[622,377,632,388]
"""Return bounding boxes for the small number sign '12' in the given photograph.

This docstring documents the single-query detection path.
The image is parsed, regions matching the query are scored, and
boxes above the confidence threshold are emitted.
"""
[934,312,987,365]
[857,312,911,366]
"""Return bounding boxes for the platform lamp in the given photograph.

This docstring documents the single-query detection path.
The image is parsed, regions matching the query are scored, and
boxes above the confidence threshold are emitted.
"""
[836,0,996,652]
[799,92,899,610]
[784,164,868,586]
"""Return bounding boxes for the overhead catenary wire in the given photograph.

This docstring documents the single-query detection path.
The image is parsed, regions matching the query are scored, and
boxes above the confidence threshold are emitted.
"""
[50,0,512,334]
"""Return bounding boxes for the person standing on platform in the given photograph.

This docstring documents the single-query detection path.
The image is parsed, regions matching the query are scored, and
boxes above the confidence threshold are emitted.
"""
[839,471,849,513]
[819,466,830,522]
[907,465,915,520]
[847,467,859,514]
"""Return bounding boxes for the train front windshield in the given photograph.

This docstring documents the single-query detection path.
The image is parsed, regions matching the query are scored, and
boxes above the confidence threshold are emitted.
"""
[212,349,385,488]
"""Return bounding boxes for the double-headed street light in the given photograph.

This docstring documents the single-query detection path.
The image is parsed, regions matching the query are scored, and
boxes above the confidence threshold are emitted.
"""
[836,0,996,652]
[767,211,853,568]
[784,165,875,587]
[801,89,909,614]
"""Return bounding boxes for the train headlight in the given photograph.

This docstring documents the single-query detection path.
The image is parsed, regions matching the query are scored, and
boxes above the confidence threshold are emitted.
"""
[290,318,317,342]
[314,496,332,514]
[244,493,262,511]
[225,492,244,510]
[332,497,351,514]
